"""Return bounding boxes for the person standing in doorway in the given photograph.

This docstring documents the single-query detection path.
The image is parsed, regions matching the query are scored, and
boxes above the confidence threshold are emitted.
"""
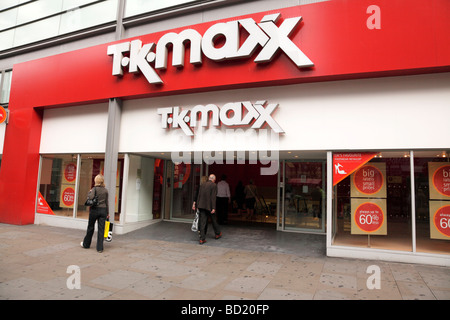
[244,179,259,220]
[216,174,231,224]
[81,174,109,253]
[196,174,221,244]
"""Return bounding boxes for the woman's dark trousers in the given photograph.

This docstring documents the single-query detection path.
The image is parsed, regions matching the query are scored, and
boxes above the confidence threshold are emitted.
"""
[82,207,107,251]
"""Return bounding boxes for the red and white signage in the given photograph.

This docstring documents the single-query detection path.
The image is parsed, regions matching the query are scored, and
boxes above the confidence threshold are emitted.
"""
[351,162,386,198]
[430,203,450,240]
[333,152,378,186]
[36,192,54,215]
[353,165,383,195]
[60,187,75,208]
[7,0,450,109]
[1,0,449,225]
[0,106,7,124]
[63,162,77,184]
[107,13,313,85]
[430,163,450,199]
[351,199,387,235]
[428,163,450,241]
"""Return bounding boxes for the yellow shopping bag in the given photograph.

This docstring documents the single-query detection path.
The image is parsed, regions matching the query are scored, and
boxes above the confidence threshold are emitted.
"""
[104,219,113,242]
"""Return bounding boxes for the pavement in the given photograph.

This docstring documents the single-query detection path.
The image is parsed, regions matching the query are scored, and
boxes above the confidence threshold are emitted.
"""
[1,221,449,302]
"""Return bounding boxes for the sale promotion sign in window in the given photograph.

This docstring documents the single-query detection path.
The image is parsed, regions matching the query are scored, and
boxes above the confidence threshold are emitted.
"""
[349,161,387,236]
[351,198,387,235]
[333,152,378,186]
[60,161,77,208]
[428,163,450,200]
[36,192,54,215]
[60,185,75,208]
[62,161,77,184]
[351,163,386,198]
[429,202,450,240]
[428,162,450,241]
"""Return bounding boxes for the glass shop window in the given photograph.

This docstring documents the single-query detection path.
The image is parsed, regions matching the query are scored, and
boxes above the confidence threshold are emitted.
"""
[171,162,201,220]
[332,152,412,251]
[38,154,123,221]
[124,0,199,18]
[75,154,123,221]
[414,150,450,255]
[0,70,12,105]
[38,154,78,217]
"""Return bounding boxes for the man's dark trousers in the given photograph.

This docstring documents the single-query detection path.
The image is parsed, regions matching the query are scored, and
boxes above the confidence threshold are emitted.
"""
[198,208,221,241]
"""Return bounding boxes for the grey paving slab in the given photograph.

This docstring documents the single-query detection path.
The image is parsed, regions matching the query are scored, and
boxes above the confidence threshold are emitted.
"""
[0,222,449,301]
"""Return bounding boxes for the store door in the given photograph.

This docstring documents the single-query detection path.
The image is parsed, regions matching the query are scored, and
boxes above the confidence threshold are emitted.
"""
[170,162,203,221]
[280,160,326,232]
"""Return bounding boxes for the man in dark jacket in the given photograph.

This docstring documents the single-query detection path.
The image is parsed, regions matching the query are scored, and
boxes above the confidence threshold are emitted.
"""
[194,174,222,244]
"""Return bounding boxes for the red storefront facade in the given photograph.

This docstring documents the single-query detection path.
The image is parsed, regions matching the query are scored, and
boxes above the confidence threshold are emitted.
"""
[0,0,449,265]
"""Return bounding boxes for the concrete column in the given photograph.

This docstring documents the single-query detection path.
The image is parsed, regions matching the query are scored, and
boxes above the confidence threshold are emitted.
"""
[115,0,126,40]
[104,98,122,218]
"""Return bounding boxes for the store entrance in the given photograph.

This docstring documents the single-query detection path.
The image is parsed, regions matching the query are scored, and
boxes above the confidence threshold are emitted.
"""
[168,155,327,233]
[282,161,326,232]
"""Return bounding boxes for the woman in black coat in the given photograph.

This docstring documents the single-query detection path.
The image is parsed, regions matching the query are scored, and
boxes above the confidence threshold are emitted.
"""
[81,174,109,253]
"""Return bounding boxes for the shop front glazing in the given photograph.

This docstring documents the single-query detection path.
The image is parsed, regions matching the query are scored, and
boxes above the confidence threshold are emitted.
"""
[331,150,450,256]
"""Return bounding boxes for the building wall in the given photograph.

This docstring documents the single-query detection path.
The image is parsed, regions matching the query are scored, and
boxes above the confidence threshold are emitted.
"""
[40,103,109,154]
[124,155,155,223]
[0,0,328,70]
[1,0,449,265]
[118,73,450,154]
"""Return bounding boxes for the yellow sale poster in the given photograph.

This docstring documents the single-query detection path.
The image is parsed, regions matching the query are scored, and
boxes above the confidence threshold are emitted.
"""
[351,198,387,235]
[429,201,450,240]
[60,185,75,208]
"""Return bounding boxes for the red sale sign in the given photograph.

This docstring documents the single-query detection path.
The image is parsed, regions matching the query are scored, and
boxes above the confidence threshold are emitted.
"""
[430,204,450,240]
[0,106,7,124]
[61,187,75,208]
[428,163,450,200]
[434,205,450,238]
[353,165,384,195]
[64,163,77,183]
[351,198,387,235]
[432,165,450,198]
[354,202,384,233]
[333,152,378,186]
[351,162,386,198]
[36,192,54,215]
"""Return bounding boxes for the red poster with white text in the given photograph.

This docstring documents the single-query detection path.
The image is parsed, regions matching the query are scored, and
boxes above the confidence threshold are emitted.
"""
[36,192,54,215]
[429,202,450,240]
[428,163,450,200]
[333,152,378,186]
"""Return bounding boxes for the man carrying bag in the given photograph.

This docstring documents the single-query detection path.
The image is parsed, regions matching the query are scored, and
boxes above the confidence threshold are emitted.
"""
[194,174,222,244]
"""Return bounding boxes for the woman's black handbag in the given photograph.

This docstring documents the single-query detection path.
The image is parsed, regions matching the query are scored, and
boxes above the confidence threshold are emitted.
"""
[84,187,98,207]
